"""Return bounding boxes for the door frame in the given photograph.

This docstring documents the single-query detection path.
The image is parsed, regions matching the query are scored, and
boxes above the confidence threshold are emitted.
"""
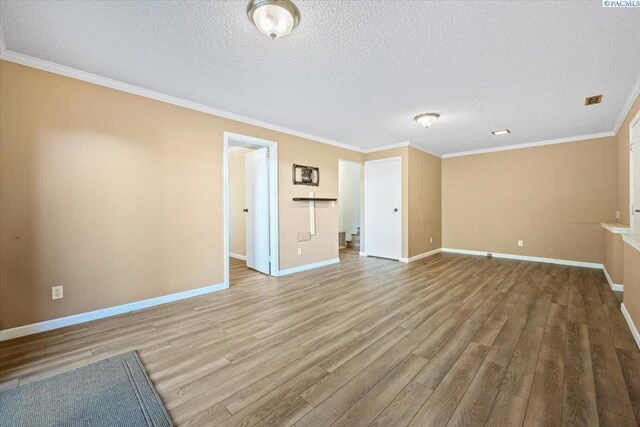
[338,159,364,251]
[223,132,279,287]
[363,156,402,260]
[630,109,640,233]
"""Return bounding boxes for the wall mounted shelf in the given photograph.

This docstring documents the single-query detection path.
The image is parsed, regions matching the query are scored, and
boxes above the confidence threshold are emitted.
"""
[292,197,337,202]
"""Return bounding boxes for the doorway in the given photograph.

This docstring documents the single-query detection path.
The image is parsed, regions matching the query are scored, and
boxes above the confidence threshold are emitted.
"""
[631,110,640,233]
[224,132,279,287]
[364,157,402,260]
[338,160,362,256]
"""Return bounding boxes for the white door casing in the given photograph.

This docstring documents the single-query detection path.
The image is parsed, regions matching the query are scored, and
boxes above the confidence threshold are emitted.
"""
[245,147,270,274]
[364,157,402,260]
[631,112,640,233]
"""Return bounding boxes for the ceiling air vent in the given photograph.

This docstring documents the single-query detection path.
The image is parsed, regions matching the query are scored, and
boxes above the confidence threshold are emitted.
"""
[585,95,602,106]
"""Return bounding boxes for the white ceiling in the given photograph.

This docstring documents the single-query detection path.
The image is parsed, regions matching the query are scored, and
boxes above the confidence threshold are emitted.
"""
[1,1,639,155]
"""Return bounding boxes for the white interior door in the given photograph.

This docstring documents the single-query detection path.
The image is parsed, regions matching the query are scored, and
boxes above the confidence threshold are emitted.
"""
[245,147,270,274]
[632,116,640,233]
[365,158,402,260]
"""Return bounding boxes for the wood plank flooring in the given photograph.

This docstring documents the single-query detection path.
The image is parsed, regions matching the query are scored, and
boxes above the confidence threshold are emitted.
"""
[1,250,639,426]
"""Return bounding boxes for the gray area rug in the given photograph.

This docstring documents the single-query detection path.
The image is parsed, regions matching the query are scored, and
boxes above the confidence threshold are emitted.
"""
[0,351,173,427]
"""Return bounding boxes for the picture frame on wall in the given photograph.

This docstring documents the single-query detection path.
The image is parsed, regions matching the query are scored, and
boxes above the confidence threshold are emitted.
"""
[292,164,319,186]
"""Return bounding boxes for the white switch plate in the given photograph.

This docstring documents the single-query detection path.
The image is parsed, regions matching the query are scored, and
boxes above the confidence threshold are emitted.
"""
[297,248,302,255]
[430,237,433,243]
[518,240,524,247]
[616,210,620,219]
[52,285,63,300]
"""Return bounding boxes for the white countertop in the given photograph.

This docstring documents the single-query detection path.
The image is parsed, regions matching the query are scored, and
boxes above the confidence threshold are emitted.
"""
[602,223,631,234]
[622,234,640,252]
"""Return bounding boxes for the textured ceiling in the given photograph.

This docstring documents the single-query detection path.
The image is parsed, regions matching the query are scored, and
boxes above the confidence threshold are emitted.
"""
[1,1,639,155]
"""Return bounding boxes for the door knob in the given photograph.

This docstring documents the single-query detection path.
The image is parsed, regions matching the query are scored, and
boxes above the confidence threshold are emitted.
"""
[393,208,398,212]
[243,208,248,213]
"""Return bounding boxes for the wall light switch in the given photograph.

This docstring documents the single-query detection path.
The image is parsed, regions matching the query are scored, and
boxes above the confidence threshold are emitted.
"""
[430,237,433,243]
[518,240,524,247]
[616,210,620,219]
[297,248,302,255]
[52,285,63,300]
[297,232,311,242]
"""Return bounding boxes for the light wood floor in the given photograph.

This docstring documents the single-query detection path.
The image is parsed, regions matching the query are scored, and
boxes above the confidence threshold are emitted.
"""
[1,250,639,426]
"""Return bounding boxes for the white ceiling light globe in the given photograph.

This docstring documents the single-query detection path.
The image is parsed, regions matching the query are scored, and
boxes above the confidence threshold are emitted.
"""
[248,0,300,40]
[414,113,440,128]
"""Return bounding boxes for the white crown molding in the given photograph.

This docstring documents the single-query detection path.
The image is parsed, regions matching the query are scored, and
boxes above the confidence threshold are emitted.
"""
[441,248,603,269]
[613,72,640,134]
[1,41,637,161]
[0,282,227,341]
[0,49,365,154]
[363,141,410,154]
[442,131,616,158]
[362,141,442,158]
[408,143,441,158]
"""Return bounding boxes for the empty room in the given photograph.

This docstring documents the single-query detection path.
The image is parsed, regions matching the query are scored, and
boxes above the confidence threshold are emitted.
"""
[1,1,640,426]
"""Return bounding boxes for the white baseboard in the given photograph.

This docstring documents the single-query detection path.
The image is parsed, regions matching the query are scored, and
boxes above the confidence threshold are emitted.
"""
[0,282,227,342]
[621,303,640,350]
[278,258,340,276]
[400,248,442,263]
[441,248,603,269]
[229,252,246,261]
[603,266,624,292]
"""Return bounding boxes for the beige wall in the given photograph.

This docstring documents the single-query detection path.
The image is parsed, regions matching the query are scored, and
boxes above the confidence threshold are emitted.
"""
[228,148,251,257]
[623,242,640,340]
[617,94,640,226]
[603,230,624,284]
[364,147,409,258]
[442,137,617,264]
[2,57,633,332]
[0,60,363,329]
[408,147,442,257]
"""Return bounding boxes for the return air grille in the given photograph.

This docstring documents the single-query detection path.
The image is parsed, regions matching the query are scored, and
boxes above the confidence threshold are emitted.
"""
[585,95,602,106]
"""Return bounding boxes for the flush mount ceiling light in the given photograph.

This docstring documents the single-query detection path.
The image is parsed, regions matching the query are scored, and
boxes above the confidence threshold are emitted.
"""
[247,0,300,40]
[414,113,440,128]
[491,129,511,135]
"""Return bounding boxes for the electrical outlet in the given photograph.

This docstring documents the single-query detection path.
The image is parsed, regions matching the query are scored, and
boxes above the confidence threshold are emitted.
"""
[430,237,433,244]
[518,240,524,247]
[52,286,63,300]
[616,210,620,220]
[297,248,302,255]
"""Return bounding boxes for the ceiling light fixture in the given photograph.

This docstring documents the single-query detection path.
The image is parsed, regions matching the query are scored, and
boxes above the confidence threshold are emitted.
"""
[414,113,440,128]
[247,0,300,40]
[491,129,511,135]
